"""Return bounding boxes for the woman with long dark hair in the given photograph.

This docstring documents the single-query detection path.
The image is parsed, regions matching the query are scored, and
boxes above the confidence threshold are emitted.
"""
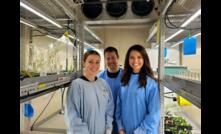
[116,44,160,134]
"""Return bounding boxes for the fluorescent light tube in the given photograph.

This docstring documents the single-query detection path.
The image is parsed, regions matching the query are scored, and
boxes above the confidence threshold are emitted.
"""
[20,20,36,28]
[181,9,201,27]
[171,41,183,48]
[68,35,75,39]
[20,1,62,28]
[84,42,96,49]
[165,9,201,42]
[47,35,59,40]
[193,32,201,37]
[164,30,184,42]
[171,32,201,48]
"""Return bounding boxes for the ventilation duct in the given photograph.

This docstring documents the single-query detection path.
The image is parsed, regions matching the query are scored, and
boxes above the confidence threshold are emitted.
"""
[131,0,155,17]
[81,0,103,19]
[106,0,127,18]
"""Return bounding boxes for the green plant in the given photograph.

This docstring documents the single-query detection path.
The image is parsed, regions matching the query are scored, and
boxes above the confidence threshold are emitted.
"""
[165,116,192,134]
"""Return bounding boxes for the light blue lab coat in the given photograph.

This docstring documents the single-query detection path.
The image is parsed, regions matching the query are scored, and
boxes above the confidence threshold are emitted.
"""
[98,68,123,106]
[64,78,114,134]
[115,74,160,134]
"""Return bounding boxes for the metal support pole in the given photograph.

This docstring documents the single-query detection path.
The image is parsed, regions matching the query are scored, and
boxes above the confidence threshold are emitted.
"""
[156,0,174,133]
[179,44,183,65]
[72,20,77,72]
[60,87,65,114]
[76,21,84,74]
[76,26,80,71]
[20,103,25,134]
[75,5,84,74]
[66,36,69,71]
[157,17,165,134]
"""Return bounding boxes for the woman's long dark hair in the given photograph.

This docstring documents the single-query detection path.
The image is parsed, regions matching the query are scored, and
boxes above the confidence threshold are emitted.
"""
[121,44,156,88]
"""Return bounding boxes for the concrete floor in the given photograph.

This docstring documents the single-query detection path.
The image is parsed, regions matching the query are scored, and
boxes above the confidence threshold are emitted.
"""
[27,113,66,134]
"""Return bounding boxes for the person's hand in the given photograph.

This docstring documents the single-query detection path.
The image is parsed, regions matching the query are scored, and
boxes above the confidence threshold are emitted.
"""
[105,129,112,134]
[119,129,125,134]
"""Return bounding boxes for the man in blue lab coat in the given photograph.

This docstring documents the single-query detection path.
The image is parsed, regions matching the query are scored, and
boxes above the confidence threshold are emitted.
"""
[98,46,123,134]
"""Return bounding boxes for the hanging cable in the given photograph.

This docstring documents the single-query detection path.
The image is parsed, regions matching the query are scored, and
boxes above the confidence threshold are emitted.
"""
[166,13,201,30]
[64,26,76,35]
[164,96,177,101]
[164,0,201,30]
[30,92,56,130]
[32,29,48,35]
[60,87,67,114]
[164,92,174,94]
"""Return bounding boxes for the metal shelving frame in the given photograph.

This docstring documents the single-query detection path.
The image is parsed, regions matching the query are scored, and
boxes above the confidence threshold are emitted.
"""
[20,72,81,134]
[162,75,201,109]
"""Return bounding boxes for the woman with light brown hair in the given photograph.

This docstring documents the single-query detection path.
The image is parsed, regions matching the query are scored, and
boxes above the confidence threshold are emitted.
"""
[65,50,114,134]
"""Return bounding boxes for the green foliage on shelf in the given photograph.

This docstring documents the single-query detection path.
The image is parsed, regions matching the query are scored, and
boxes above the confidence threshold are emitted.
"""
[20,70,40,80]
[165,116,192,134]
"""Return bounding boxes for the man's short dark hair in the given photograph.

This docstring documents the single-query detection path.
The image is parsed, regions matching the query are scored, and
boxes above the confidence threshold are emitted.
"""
[104,46,119,58]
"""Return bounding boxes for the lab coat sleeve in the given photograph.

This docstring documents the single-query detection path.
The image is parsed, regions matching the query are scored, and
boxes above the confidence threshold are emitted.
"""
[97,72,101,77]
[97,70,104,78]
[134,80,160,134]
[115,88,124,132]
[105,82,114,132]
[64,81,90,134]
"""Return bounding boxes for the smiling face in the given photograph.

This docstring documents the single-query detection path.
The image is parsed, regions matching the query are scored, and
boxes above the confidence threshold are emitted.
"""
[83,54,101,78]
[129,50,144,73]
[104,51,119,73]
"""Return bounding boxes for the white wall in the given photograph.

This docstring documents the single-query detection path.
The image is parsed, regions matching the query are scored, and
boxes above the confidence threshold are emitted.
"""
[98,48,105,71]
[166,48,180,65]
[182,48,201,71]
[146,36,201,72]
[146,48,180,71]
[94,27,182,71]
[182,36,201,72]
[146,48,158,71]
[95,26,149,67]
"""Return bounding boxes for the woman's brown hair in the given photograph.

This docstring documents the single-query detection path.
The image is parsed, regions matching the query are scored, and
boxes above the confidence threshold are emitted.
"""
[121,44,156,88]
[83,50,100,62]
